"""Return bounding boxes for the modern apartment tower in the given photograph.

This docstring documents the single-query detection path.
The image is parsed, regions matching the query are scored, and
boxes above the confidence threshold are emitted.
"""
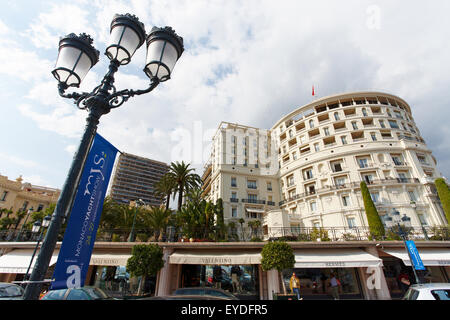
[203,91,447,236]
[109,152,169,207]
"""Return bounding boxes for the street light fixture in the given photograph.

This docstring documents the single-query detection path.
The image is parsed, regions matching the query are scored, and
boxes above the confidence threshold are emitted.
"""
[128,198,146,242]
[15,207,34,242]
[23,13,184,300]
[24,215,52,282]
[390,209,421,285]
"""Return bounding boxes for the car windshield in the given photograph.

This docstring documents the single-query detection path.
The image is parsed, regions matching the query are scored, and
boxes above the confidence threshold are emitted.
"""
[431,290,450,300]
[0,284,23,297]
[84,288,109,300]
[403,288,419,300]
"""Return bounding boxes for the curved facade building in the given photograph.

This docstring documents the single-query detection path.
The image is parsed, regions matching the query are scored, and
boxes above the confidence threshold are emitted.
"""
[272,91,446,232]
[203,91,447,238]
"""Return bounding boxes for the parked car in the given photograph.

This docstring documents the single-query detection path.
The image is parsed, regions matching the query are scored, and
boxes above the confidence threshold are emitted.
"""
[173,287,238,300]
[0,282,24,300]
[402,283,450,300]
[40,287,116,300]
[141,295,233,300]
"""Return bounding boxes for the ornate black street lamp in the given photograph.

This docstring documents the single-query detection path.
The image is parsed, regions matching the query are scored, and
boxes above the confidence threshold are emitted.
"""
[24,215,52,282]
[128,198,146,242]
[23,13,183,300]
[390,209,421,285]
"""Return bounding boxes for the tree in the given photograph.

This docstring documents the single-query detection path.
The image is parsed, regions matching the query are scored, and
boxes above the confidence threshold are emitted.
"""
[155,174,177,211]
[435,178,450,224]
[176,196,215,240]
[167,161,202,212]
[99,201,147,241]
[261,241,295,294]
[238,218,245,241]
[247,220,261,239]
[214,198,226,240]
[140,207,172,241]
[360,181,385,239]
[126,244,164,295]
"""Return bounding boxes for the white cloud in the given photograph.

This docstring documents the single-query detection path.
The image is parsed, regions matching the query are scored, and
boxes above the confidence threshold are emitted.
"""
[0,152,38,169]
[65,144,77,154]
[2,0,450,185]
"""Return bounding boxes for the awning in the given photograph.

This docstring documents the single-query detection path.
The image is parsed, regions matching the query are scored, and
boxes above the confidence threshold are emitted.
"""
[0,249,59,274]
[89,253,131,266]
[294,249,383,268]
[382,248,450,266]
[245,208,265,214]
[169,251,261,265]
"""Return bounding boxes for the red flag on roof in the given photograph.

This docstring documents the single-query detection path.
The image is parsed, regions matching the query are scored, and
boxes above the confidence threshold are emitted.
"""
[312,85,315,96]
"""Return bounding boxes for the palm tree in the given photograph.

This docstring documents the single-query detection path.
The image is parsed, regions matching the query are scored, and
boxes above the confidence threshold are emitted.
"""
[238,218,245,241]
[248,220,262,239]
[167,161,202,212]
[141,207,172,241]
[154,174,177,211]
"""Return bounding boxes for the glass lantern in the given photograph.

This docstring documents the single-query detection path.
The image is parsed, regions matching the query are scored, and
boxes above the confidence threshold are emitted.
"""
[144,26,184,82]
[105,14,146,65]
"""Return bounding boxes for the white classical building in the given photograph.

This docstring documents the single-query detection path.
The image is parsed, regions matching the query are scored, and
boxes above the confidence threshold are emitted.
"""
[202,91,447,239]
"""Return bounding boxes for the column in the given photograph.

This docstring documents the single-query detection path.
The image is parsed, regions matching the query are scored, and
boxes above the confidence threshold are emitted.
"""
[266,269,280,300]
[156,248,173,296]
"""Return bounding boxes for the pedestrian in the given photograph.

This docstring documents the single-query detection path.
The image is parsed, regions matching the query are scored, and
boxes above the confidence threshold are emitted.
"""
[329,272,341,300]
[398,270,411,295]
[289,272,301,300]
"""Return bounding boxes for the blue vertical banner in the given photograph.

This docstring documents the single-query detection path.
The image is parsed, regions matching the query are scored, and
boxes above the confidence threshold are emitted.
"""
[405,240,426,271]
[50,134,118,290]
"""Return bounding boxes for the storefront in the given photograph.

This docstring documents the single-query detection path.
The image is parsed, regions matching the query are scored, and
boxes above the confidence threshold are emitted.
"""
[379,247,450,299]
[85,251,157,297]
[0,249,59,283]
[281,248,383,300]
[166,250,262,300]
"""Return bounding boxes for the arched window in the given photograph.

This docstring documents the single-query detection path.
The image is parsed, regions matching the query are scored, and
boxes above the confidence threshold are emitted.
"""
[309,119,315,128]
[334,112,340,121]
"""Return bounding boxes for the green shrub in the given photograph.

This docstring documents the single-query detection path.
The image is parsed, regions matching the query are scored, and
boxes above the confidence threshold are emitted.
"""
[261,241,295,272]
[435,178,450,224]
[310,228,331,241]
[111,234,121,242]
[136,233,149,242]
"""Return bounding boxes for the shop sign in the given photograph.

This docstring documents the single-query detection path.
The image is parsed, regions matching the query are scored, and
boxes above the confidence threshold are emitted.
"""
[405,241,426,271]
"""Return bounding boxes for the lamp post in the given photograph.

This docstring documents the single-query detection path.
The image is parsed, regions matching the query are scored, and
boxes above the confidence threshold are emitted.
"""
[23,13,184,300]
[410,201,429,240]
[24,215,52,282]
[391,209,421,285]
[15,207,34,242]
[128,199,146,242]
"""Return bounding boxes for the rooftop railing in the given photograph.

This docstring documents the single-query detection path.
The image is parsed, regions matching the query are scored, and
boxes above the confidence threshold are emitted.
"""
[1,225,449,243]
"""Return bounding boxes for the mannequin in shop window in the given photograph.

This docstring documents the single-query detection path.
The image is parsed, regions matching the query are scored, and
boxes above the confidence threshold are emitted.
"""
[231,266,242,293]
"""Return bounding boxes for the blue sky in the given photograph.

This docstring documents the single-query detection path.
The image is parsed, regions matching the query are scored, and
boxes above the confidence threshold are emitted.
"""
[1,0,450,189]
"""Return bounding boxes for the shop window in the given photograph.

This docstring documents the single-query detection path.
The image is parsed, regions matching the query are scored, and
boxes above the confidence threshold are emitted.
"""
[281,268,362,298]
[181,265,260,299]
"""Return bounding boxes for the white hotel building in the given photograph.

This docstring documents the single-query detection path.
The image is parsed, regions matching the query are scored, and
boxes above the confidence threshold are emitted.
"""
[202,91,447,238]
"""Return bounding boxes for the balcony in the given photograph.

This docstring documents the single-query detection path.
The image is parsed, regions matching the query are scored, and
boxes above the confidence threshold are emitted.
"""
[358,162,374,169]
[242,199,266,204]
[230,198,239,203]
[267,201,276,206]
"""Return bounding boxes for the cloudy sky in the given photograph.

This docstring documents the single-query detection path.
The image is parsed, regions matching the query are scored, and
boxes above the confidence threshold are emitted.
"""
[1,0,450,189]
